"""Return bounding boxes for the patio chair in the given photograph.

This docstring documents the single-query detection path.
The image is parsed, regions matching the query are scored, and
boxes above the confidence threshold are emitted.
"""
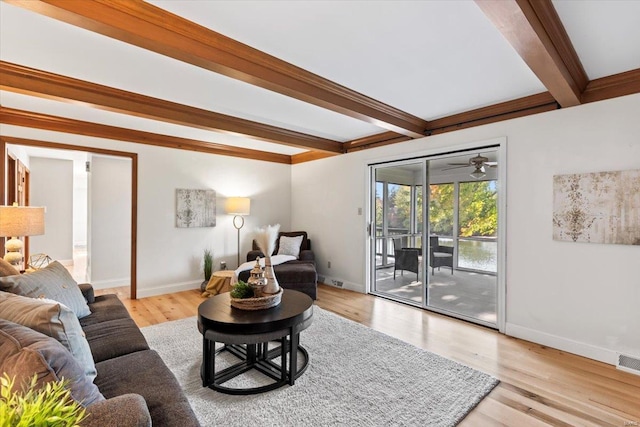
[392,238,420,282]
[430,235,454,275]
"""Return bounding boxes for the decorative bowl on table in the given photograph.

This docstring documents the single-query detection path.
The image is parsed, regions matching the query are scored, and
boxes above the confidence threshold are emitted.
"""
[230,288,283,311]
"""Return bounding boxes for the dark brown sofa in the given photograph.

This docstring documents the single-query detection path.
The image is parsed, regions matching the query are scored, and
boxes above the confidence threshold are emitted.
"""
[79,285,200,426]
[238,231,318,300]
[0,280,200,427]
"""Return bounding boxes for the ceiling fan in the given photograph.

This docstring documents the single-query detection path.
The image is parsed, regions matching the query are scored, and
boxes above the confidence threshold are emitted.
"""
[442,154,498,179]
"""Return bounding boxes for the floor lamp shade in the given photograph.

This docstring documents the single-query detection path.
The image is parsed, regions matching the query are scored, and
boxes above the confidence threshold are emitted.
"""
[225,197,251,216]
[0,205,45,266]
[225,198,250,268]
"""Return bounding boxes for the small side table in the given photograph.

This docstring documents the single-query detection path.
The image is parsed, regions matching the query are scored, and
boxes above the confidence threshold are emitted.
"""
[202,270,234,297]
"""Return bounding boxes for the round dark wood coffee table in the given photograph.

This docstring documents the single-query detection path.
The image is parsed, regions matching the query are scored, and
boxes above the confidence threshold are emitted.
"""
[198,289,313,395]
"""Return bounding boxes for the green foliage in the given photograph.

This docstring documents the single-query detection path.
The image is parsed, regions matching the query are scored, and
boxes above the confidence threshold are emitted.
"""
[230,281,253,299]
[429,181,497,237]
[0,373,86,427]
[203,249,213,281]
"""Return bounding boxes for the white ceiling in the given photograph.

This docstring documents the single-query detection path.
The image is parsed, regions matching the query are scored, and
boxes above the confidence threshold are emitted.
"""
[1,1,639,158]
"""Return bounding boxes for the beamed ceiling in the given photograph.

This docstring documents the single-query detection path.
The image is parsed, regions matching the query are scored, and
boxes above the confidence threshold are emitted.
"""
[1,0,639,164]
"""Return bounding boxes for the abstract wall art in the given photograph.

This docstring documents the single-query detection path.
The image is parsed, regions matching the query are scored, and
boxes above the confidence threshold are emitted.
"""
[552,169,640,245]
[176,189,216,228]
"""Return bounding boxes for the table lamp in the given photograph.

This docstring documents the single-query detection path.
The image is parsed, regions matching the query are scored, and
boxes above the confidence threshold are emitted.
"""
[0,203,45,267]
[225,197,250,268]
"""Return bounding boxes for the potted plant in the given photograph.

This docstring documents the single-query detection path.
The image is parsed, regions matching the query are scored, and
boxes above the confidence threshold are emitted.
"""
[0,373,86,426]
[201,249,213,291]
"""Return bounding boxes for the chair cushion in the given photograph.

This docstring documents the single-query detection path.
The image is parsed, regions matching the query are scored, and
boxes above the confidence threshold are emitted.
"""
[0,319,104,406]
[0,292,97,381]
[433,252,453,258]
[277,235,304,258]
[0,261,91,318]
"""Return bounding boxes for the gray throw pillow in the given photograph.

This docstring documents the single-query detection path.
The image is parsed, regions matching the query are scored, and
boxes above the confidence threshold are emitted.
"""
[0,261,91,318]
[0,292,97,382]
[0,319,104,407]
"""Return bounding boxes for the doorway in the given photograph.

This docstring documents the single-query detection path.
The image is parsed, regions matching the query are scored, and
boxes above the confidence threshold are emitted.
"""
[369,145,504,329]
[1,137,139,299]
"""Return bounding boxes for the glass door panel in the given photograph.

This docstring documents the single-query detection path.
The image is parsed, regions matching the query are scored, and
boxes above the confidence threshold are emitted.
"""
[372,162,425,305]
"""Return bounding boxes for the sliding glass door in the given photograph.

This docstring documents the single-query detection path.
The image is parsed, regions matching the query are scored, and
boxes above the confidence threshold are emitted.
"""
[369,147,502,329]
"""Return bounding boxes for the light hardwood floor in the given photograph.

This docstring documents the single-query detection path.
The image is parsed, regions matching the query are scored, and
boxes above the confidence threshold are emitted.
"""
[96,284,640,426]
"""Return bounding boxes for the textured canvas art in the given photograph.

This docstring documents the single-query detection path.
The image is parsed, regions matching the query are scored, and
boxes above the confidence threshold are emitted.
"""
[176,189,216,228]
[553,169,640,245]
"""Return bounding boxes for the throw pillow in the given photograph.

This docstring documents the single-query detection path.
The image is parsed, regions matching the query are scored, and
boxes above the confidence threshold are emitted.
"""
[0,261,91,318]
[0,258,19,277]
[0,319,104,407]
[0,292,97,382]
[277,235,304,258]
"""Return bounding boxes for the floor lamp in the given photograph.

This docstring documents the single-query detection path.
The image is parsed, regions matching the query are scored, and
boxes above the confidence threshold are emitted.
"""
[225,197,250,268]
[0,203,45,267]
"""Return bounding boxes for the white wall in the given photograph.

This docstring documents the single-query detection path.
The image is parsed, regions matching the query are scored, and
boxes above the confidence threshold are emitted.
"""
[29,157,73,262]
[0,125,292,298]
[89,155,132,288]
[292,93,640,365]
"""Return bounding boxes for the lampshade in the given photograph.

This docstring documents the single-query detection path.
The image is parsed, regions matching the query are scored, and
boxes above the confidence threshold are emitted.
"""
[225,197,250,216]
[0,206,45,237]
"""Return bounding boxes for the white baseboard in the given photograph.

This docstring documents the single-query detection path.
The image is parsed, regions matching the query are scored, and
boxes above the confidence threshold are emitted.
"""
[506,323,618,365]
[136,280,202,299]
[91,278,130,290]
[318,274,365,293]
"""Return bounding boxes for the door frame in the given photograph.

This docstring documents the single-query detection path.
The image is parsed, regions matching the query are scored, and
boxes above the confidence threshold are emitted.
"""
[366,138,507,333]
[1,136,139,299]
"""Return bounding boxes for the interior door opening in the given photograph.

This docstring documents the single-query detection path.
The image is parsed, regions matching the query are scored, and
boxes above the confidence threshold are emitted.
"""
[2,138,138,299]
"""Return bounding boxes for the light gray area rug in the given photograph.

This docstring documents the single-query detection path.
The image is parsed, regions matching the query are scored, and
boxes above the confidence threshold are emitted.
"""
[141,307,498,426]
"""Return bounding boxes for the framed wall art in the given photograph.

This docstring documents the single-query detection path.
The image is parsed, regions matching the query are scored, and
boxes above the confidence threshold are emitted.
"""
[176,189,216,228]
[552,169,640,245]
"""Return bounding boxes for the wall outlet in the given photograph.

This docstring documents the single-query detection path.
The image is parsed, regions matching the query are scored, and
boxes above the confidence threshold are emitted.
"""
[327,261,331,268]
[331,280,343,288]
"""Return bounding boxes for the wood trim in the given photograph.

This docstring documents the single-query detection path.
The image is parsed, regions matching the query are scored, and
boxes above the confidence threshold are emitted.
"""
[581,68,640,104]
[0,140,5,205]
[0,61,342,154]
[427,92,558,132]
[344,131,412,153]
[7,0,429,138]
[130,152,138,300]
[0,107,292,165]
[1,136,139,299]
[475,0,585,107]
[290,151,337,164]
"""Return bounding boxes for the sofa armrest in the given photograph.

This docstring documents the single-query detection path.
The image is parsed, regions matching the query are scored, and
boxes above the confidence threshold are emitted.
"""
[246,250,265,262]
[299,250,315,262]
[83,394,151,427]
[78,283,95,304]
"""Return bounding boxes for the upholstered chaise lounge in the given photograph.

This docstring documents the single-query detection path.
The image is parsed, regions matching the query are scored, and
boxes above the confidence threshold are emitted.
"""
[238,231,318,300]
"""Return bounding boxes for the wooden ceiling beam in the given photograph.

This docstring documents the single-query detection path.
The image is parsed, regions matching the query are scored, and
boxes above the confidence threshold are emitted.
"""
[344,131,412,153]
[0,107,291,164]
[6,0,429,138]
[427,92,557,132]
[290,151,337,164]
[475,0,588,107]
[0,61,343,154]
[581,68,640,105]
